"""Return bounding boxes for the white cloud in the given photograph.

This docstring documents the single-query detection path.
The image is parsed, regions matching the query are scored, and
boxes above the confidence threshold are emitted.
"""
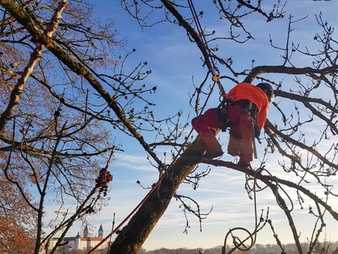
[112,153,155,172]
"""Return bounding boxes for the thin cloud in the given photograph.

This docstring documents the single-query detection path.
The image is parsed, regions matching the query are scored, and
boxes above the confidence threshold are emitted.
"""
[112,153,156,172]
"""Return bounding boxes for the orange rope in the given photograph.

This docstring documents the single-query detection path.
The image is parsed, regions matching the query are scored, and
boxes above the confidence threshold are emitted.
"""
[86,173,166,254]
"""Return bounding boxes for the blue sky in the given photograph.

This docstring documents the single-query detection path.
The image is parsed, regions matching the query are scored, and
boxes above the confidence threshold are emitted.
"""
[53,0,338,251]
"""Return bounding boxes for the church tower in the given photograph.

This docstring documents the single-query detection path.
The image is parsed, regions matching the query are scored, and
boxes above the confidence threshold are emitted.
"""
[98,224,104,238]
[83,225,89,237]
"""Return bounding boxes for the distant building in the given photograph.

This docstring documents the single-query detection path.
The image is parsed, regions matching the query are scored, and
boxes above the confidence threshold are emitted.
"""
[48,224,108,252]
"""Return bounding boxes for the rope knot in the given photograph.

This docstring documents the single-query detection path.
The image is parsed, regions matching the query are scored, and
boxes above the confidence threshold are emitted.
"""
[212,74,220,82]
[95,168,113,196]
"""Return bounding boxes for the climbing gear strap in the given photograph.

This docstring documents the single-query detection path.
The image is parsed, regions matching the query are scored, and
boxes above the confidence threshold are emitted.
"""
[218,99,260,135]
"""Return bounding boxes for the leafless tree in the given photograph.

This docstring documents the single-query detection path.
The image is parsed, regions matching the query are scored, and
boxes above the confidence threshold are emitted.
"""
[1,1,338,254]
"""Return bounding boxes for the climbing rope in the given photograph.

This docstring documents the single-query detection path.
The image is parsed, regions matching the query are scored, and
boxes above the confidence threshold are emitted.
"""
[222,167,259,254]
[186,3,262,251]
[186,3,271,253]
[87,172,167,254]
[186,0,226,97]
[89,2,241,253]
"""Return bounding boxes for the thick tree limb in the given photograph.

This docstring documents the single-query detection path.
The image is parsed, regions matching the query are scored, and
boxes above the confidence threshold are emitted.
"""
[160,0,214,73]
[201,158,338,221]
[275,90,338,113]
[0,0,163,169]
[244,65,338,83]
[108,139,204,254]
[0,0,67,133]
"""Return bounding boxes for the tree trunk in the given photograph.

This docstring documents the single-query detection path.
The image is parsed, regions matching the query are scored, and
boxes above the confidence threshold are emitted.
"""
[109,139,204,254]
[0,2,205,253]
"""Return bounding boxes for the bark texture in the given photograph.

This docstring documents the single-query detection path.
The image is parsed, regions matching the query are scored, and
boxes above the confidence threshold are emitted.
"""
[109,139,204,254]
[0,0,163,168]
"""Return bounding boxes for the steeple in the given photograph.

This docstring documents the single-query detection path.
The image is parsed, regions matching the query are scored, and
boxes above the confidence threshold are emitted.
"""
[98,224,103,237]
[83,225,89,237]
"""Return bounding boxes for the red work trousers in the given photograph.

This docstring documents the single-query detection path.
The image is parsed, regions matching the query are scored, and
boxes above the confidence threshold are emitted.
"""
[191,108,223,158]
[191,108,220,135]
[191,106,255,163]
[227,104,254,165]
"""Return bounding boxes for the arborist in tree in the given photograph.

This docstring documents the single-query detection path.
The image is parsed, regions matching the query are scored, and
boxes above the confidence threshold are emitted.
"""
[192,82,274,167]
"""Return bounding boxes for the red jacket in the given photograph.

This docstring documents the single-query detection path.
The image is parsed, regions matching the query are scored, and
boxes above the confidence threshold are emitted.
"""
[227,82,269,129]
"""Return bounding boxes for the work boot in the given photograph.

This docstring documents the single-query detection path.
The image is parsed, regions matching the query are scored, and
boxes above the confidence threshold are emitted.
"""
[199,133,224,158]
[227,134,241,156]
[238,153,252,169]
[238,160,251,169]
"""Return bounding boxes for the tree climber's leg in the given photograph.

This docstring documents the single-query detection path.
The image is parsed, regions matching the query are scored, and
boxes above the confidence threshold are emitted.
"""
[192,108,223,158]
[228,132,241,156]
[238,111,254,167]
[227,104,241,157]
[199,131,223,158]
